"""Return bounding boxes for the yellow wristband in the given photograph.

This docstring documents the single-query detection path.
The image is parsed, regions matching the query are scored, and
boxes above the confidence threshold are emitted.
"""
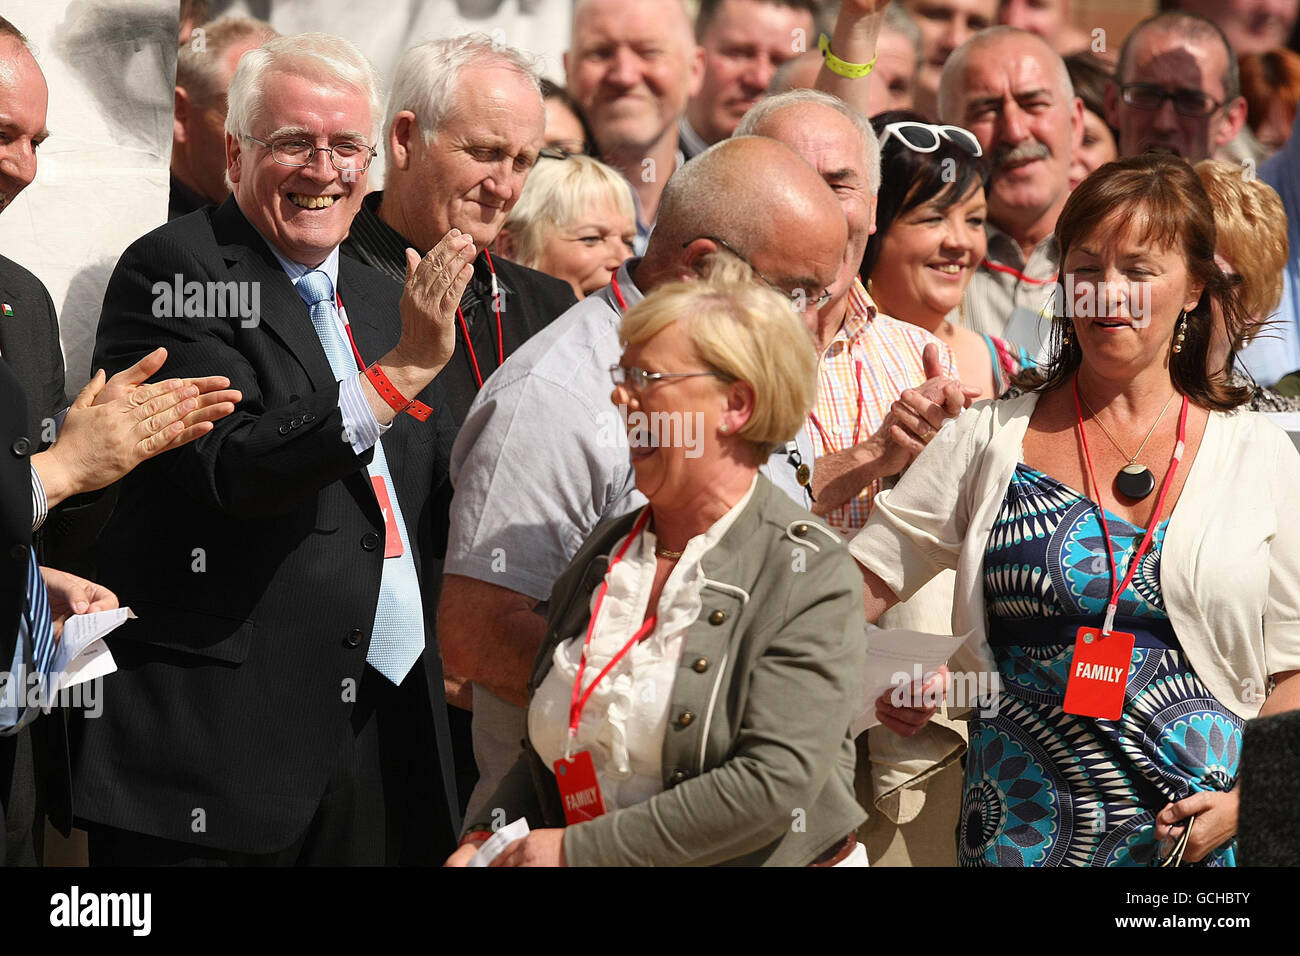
[819,33,876,79]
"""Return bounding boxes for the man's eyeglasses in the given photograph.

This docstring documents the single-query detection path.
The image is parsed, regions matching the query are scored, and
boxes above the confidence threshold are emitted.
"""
[609,366,731,391]
[879,121,983,158]
[245,136,378,173]
[683,235,834,311]
[1120,83,1222,118]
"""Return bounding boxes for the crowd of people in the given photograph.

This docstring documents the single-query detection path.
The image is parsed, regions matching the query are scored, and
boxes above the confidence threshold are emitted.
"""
[3,0,1300,869]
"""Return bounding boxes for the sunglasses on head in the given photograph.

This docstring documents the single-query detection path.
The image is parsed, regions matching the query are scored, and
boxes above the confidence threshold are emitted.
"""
[879,121,983,158]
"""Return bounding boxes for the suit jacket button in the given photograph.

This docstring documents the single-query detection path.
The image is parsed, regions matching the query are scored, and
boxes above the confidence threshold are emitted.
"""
[361,532,380,551]
[278,424,290,435]
[676,711,695,728]
[668,770,688,786]
[344,628,363,647]
[302,412,316,424]
[290,418,303,429]
[11,436,30,457]
[708,609,726,625]
[692,657,709,673]
[10,543,28,562]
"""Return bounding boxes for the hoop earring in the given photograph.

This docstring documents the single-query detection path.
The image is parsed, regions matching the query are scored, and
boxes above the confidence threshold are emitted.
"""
[1172,310,1188,354]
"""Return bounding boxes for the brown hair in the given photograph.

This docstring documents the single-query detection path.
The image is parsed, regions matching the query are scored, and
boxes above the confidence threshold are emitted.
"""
[1240,50,1300,143]
[1019,153,1251,411]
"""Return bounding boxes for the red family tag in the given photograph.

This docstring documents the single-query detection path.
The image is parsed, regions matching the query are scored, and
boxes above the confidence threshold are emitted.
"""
[553,750,607,825]
[1063,627,1136,720]
[369,476,404,558]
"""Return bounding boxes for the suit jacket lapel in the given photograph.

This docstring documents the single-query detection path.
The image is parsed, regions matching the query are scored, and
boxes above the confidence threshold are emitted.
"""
[211,198,337,393]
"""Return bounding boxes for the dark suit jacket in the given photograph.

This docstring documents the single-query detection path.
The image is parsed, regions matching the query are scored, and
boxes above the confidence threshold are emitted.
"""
[0,254,65,444]
[73,197,459,853]
[1,359,29,693]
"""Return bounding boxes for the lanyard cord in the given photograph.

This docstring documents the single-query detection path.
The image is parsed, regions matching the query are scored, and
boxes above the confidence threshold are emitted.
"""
[1072,374,1189,635]
[455,248,504,390]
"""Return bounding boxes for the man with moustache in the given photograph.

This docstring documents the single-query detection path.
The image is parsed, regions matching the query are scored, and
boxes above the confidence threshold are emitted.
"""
[565,0,704,253]
[679,0,819,159]
[939,27,1083,353]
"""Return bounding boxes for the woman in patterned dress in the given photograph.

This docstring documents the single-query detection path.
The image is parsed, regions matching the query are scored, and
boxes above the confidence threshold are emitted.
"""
[849,154,1300,866]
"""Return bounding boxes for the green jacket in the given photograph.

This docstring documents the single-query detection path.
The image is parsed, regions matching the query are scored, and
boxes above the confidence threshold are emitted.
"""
[473,476,868,866]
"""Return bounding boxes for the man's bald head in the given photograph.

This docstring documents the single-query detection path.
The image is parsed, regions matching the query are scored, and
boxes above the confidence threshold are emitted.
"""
[644,135,846,321]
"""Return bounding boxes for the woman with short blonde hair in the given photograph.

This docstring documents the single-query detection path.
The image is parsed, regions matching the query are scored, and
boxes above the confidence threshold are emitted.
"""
[494,154,636,299]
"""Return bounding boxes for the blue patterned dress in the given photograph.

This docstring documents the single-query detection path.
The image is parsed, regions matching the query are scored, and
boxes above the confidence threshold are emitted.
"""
[962,464,1243,866]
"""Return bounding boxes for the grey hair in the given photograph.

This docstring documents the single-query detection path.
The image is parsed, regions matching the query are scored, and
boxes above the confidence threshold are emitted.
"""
[226,33,384,141]
[735,88,882,195]
[938,26,1073,123]
[884,2,922,66]
[176,15,278,107]
[384,33,542,148]
[1117,12,1239,102]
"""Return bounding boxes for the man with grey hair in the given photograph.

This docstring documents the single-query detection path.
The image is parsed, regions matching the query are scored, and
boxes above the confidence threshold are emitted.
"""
[565,0,704,253]
[1104,12,1247,165]
[79,32,470,864]
[170,15,278,220]
[939,26,1082,351]
[340,32,575,815]
[438,135,847,838]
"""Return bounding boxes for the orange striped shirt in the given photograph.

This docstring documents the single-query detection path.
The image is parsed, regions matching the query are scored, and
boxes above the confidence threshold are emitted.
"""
[806,279,957,533]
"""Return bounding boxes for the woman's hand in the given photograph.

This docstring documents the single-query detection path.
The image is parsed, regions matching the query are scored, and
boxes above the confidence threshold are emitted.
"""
[875,665,949,737]
[489,828,567,867]
[1154,790,1239,864]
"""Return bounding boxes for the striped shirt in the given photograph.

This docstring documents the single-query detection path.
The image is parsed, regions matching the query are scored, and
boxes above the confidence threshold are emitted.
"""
[806,279,956,534]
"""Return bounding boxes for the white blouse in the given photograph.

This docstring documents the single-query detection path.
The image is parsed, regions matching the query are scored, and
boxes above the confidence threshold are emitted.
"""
[529,479,757,811]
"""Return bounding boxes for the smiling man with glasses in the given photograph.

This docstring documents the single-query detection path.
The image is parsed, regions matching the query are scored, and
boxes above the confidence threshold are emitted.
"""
[1106,12,1247,163]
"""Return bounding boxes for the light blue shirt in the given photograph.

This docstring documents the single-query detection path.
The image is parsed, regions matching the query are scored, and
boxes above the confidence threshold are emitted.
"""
[267,245,387,454]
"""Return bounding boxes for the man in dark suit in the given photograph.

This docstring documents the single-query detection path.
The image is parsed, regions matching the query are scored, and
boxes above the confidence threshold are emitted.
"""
[74,32,470,865]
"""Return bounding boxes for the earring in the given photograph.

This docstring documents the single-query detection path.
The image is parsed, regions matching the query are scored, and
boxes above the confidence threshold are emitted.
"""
[1172,310,1188,354]
[719,424,729,435]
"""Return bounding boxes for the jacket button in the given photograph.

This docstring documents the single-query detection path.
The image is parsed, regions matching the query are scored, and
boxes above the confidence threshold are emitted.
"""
[302,412,316,424]
[668,770,688,786]
[344,628,363,647]
[11,437,30,457]
[794,522,809,535]
[10,543,28,562]
[692,657,709,673]
[361,532,380,551]
[278,424,290,435]
[708,609,726,625]
[290,418,303,429]
[676,711,695,728]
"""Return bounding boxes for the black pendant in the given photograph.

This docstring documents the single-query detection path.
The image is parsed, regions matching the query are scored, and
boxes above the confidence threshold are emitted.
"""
[1116,463,1156,500]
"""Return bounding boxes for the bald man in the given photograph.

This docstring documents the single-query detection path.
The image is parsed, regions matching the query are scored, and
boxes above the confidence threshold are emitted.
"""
[939,27,1082,350]
[438,136,846,832]
[565,0,704,253]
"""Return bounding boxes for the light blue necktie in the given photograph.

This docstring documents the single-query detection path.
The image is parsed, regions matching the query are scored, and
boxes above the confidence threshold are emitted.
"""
[296,270,424,684]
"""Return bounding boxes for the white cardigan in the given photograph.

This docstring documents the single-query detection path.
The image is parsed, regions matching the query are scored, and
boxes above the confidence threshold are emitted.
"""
[849,390,1300,720]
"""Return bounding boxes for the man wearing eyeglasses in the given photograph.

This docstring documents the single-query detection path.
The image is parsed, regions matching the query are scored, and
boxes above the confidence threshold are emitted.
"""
[1105,12,1247,164]
[77,33,468,865]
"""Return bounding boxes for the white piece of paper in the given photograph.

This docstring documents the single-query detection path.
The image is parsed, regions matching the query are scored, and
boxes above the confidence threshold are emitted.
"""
[851,628,970,738]
[51,607,132,693]
[466,817,532,868]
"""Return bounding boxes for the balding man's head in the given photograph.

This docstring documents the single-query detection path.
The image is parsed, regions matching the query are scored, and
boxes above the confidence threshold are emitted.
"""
[939,27,1081,243]
[645,135,845,324]
[0,24,49,215]
[565,0,702,160]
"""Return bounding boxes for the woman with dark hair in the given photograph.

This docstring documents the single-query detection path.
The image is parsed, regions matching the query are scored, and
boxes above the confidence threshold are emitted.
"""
[862,110,1032,399]
[853,153,1300,866]
[540,77,598,158]
[1063,51,1119,190]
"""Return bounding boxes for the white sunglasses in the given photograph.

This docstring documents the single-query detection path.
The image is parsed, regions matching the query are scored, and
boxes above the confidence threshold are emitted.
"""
[878,121,983,158]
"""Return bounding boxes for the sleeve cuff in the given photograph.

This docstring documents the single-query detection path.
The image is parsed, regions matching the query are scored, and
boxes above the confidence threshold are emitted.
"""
[30,464,48,532]
[338,373,390,455]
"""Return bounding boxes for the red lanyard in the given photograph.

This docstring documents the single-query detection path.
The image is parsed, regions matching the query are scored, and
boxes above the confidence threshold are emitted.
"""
[1072,374,1189,635]
[807,359,865,453]
[336,292,368,373]
[566,508,656,757]
[456,247,503,390]
[981,258,1055,285]
[610,274,628,312]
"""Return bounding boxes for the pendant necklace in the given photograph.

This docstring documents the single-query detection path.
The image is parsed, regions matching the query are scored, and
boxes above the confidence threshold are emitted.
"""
[1073,378,1176,501]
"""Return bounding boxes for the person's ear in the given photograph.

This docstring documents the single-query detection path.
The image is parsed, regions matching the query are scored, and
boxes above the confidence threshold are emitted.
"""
[1217,96,1248,149]
[226,130,242,187]
[388,111,419,171]
[1103,79,1120,132]
[679,237,719,279]
[494,226,517,260]
[722,378,756,435]
[686,44,706,99]
[1069,94,1085,152]
[174,87,192,145]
